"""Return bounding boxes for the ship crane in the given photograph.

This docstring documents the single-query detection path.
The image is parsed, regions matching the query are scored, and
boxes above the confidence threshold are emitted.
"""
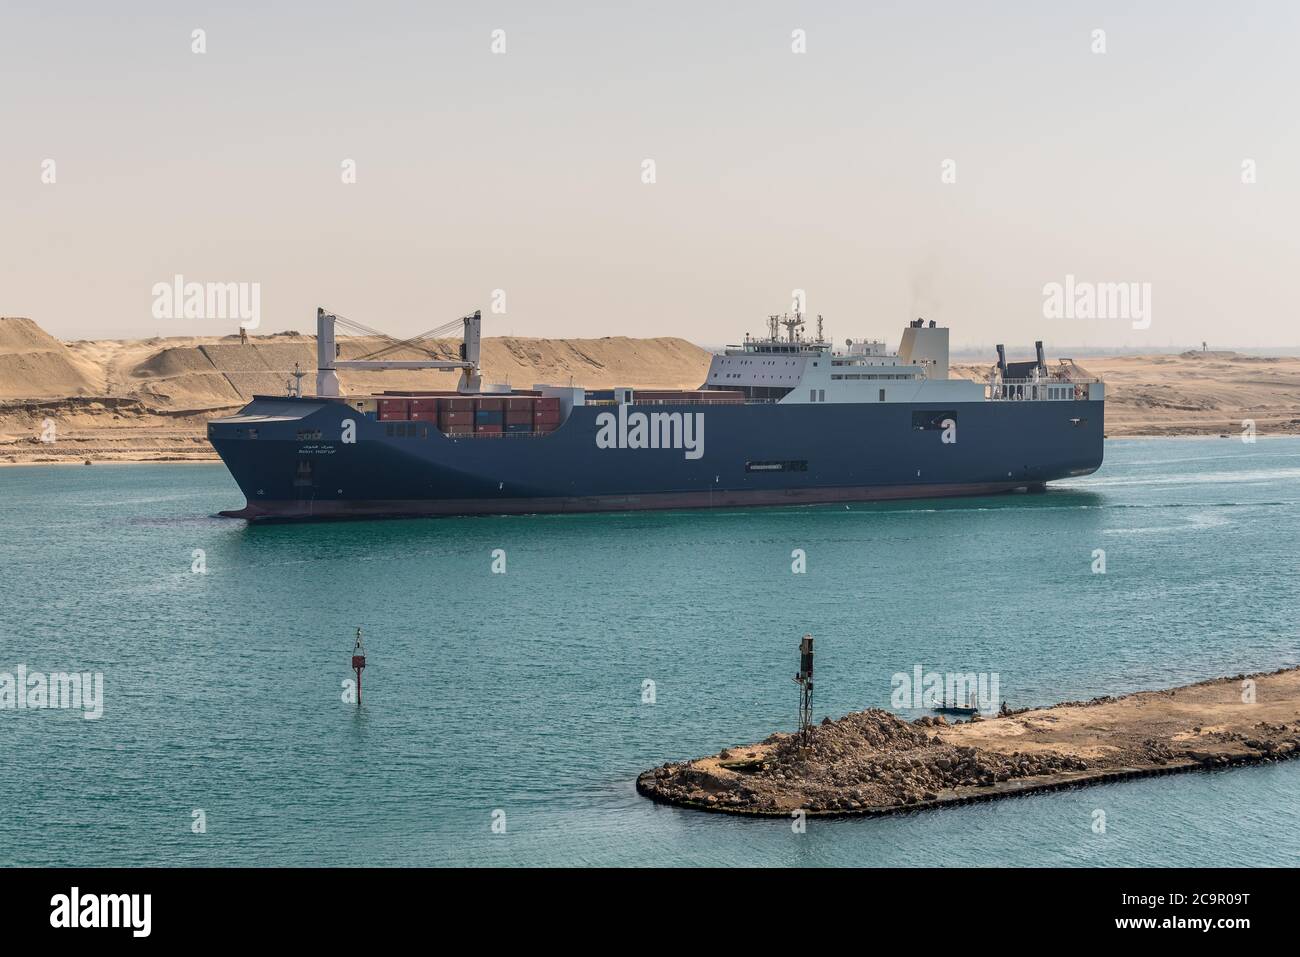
[314,306,482,397]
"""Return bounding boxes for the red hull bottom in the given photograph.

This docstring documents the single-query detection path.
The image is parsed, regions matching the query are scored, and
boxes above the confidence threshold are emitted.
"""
[218,480,1043,522]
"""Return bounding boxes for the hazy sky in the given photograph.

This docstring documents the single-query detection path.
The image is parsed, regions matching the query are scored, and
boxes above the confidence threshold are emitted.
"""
[3,1,1298,350]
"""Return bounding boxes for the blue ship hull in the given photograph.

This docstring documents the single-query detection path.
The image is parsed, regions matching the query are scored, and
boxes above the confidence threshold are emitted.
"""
[208,396,1103,520]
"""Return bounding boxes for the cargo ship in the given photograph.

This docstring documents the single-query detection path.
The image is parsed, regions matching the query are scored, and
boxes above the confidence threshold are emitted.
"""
[208,308,1104,520]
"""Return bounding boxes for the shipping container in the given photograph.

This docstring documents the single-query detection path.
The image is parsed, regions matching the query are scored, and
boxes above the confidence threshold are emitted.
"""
[474,409,504,425]
[504,422,532,433]
[409,398,442,414]
[439,410,472,425]
[475,423,503,435]
[442,424,472,435]
[533,410,561,425]
[504,396,535,411]
[475,397,505,412]
[534,422,558,433]
[442,397,474,412]
[534,397,560,414]
[410,411,440,423]
[377,398,410,420]
[505,409,533,425]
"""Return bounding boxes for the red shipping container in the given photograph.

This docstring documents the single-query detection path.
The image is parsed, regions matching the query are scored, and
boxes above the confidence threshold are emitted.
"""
[475,397,505,412]
[475,423,503,434]
[439,410,472,425]
[410,411,439,422]
[534,397,560,414]
[378,398,410,420]
[442,423,472,435]
[505,409,533,425]
[534,422,557,433]
[505,396,535,411]
[533,414,560,428]
[442,397,474,412]
[409,398,443,414]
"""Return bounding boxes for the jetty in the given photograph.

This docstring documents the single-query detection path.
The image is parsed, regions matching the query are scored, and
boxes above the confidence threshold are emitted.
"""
[636,666,1300,817]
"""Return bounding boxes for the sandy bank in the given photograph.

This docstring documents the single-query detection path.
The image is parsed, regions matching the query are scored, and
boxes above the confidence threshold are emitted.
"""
[5,316,1300,464]
[636,667,1300,817]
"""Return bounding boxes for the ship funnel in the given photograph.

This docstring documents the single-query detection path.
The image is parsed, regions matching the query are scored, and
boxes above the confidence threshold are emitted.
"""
[1035,340,1046,374]
[995,343,1007,377]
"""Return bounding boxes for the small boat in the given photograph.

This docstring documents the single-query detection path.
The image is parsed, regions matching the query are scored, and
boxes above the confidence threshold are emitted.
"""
[932,690,982,716]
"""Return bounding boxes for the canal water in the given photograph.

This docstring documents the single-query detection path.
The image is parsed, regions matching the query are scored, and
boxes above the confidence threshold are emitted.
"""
[2,438,1298,865]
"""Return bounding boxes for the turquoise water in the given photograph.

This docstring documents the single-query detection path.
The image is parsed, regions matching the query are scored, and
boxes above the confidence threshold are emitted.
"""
[2,438,1299,867]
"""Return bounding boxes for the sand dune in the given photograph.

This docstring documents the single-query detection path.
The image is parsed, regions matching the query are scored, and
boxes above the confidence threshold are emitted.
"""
[0,317,102,399]
[3,315,1299,464]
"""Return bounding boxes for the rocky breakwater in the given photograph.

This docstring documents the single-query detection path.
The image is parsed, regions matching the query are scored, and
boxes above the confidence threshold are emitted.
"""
[636,667,1300,817]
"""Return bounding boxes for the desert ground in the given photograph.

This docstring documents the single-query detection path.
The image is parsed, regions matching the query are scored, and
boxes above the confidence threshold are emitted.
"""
[636,667,1300,817]
[3,315,1299,464]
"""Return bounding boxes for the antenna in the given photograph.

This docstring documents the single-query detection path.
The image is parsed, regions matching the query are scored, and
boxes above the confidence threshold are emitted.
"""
[794,634,814,744]
[287,361,306,397]
[779,312,806,343]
